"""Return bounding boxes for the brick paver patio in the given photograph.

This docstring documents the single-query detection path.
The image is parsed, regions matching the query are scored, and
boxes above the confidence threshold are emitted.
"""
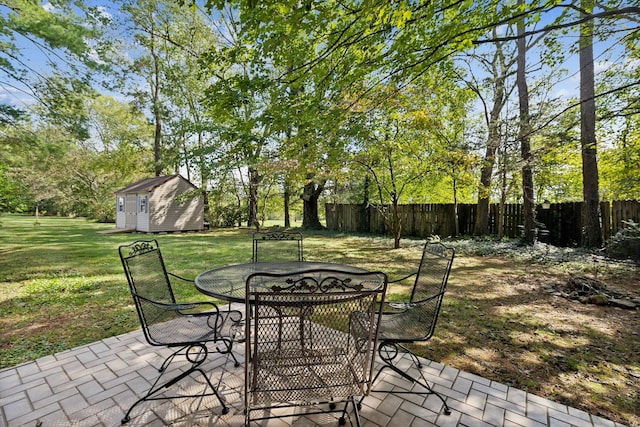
[1,318,626,427]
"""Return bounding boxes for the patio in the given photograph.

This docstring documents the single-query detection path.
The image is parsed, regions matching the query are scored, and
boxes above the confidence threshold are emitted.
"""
[1,304,626,427]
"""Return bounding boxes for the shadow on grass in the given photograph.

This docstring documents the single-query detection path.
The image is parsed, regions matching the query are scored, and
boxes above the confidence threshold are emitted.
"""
[418,257,640,425]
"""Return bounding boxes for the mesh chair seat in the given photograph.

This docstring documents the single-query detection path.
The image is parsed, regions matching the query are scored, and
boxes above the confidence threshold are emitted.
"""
[144,308,241,346]
[377,305,437,341]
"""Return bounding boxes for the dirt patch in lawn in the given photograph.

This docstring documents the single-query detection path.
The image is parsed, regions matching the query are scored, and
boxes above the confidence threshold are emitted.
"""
[418,255,639,426]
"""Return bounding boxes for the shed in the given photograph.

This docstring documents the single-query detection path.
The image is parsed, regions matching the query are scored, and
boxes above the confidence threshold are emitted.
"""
[115,175,204,233]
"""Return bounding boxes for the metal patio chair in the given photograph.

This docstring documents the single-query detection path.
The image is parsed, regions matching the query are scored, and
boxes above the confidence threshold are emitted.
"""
[369,241,455,416]
[118,239,242,424]
[245,269,387,426]
[251,230,304,262]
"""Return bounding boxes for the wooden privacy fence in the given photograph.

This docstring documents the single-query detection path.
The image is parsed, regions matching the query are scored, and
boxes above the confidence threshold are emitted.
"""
[325,200,640,247]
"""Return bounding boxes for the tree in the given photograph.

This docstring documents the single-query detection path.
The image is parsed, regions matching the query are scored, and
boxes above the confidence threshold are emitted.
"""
[0,1,109,124]
[8,94,152,220]
[0,114,32,213]
[77,95,154,219]
[33,74,94,140]
[352,79,453,248]
[156,7,228,219]
[201,58,278,229]
[462,27,518,236]
[597,17,640,200]
[600,116,640,200]
[200,0,513,232]
[119,0,172,177]
[535,108,584,202]
[517,0,536,245]
[4,121,75,215]
[0,165,30,213]
[474,1,640,246]
[426,84,479,236]
[579,0,603,247]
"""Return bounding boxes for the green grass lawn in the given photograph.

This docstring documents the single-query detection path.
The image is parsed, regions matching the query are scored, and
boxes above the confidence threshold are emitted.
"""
[0,214,422,368]
[1,214,638,425]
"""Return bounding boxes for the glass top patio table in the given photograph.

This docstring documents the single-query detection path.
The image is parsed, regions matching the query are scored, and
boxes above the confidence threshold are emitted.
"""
[195,261,370,303]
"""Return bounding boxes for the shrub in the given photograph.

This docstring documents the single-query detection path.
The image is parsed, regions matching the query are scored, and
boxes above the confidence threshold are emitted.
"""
[606,220,640,263]
[208,204,244,228]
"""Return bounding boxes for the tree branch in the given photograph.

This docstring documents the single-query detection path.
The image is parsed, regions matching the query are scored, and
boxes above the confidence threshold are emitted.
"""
[474,7,640,44]
[532,79,640,136]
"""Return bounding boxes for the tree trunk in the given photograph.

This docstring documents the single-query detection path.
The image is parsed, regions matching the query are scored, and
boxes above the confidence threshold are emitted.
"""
[151,20,163,177]
[284,181,291,228]
[202,190,209,221]
[473,32,512,236]
[247,166,260,229]
[392,195,401,249]
[474,72,506,234]
[580,0,603,248]
[361,175,371,233]
[235,192,243,227]
[452,175,460,236]
[517,1,536,245]
[302,179,324,229]
[474,119,501,235]
[498,141,507,238]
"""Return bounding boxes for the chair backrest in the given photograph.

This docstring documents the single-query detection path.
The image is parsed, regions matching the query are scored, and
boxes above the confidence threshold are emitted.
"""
[252,230,303,262]
[411,241,455,304]
[119,239,178,341]
[245,269,387,410]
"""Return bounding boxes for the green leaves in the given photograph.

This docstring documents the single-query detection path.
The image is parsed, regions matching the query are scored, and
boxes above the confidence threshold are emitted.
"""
[2,0,105,70]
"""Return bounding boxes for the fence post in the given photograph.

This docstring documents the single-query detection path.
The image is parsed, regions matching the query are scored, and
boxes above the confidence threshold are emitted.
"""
[601,201,610,242]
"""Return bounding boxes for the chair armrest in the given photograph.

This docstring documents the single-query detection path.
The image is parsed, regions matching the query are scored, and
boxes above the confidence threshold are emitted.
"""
[379,301,412,314]
[381,289,446,314]
[389,272,417,284]
[133,292,219,316]
[168,272,194,283]
[385,302,413,310]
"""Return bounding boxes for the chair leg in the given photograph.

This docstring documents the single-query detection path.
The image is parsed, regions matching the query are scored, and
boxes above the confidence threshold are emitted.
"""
[216,337,240,367]
[227,346,241,367]
[339,396,362,426]
[367,342,451,416]
[157,345,188,372]
[121,344,229,424]
[218,310,244,367]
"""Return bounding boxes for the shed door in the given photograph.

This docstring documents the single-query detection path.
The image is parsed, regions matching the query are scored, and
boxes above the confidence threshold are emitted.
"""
[125,194,137,228]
